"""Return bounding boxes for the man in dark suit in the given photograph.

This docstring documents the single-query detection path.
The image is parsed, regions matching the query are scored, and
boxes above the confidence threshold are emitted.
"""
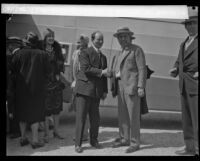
[74,31,108,153]
[170,15,198,156]
[111,27,146,153]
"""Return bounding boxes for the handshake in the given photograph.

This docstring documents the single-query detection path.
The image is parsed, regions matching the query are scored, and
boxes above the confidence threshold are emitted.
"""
[101,68,113,78]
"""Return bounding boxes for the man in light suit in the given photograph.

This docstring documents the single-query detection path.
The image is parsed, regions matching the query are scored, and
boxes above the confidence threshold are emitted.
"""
[170,15,198,156]
[111,27,146,153]
[74,31,108,153]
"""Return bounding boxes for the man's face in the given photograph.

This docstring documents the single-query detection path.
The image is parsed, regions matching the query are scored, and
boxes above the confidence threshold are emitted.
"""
[92,32,104,49]
[117,33,132,49]
[185,20,198,36]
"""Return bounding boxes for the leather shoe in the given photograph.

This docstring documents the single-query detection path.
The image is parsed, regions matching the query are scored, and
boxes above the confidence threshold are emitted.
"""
[175,149,195,155]
[114,137,122,143]
[20,138,29,146]
[31,141,44,149]
[90,142,103,149]
[112,140,129,148]
[75,146,83,153]
[125,145,140,153]
[9,133,21,139]
[53,132,64,139]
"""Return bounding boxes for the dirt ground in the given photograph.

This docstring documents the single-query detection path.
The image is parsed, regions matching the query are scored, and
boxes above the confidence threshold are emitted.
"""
[6,103,195,156]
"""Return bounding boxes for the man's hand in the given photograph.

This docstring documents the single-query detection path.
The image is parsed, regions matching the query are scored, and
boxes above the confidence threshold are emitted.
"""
[102,68,108,76]
[116,71,120,78]
[193,72,198,79]
[101,93,107,100]
[169,68,178,77]
[71,81,76,88]
[102,69,113,78]
[138,87,145,97]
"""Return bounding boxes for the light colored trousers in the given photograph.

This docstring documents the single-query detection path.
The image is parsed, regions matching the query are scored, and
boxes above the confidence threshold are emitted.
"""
[117,86,141,146]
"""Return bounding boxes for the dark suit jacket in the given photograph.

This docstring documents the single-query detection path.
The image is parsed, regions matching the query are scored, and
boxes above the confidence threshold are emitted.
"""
[74,46,108,98]
[174,35,198,95]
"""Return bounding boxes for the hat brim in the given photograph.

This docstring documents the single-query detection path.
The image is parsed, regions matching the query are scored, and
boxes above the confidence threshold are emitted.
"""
[6,40,22,44]
[181,18,198,24]
[113,31,134,37]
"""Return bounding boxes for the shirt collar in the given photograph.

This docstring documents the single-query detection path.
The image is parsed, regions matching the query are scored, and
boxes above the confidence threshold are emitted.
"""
[188,34,198,40]
[92,43,100,53]
[122,44,132,52]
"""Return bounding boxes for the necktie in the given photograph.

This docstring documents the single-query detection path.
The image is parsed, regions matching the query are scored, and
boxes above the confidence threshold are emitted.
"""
[97,50,102,69]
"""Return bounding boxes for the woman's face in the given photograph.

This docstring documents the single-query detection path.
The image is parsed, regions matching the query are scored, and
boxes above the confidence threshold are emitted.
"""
[46,34,54,45]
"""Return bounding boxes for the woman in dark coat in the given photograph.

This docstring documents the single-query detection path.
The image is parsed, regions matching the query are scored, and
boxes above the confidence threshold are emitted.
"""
[39,28,65,142]
[12,32,50,148]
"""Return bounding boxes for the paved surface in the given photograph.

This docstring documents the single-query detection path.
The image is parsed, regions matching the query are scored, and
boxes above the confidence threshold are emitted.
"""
[6,103,191,156]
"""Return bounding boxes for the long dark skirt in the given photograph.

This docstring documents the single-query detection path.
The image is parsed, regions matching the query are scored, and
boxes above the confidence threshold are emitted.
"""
[45,81,63,116]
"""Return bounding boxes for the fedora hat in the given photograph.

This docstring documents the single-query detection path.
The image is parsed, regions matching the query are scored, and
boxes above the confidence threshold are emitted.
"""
[181,15,198,24]
[181,6,198,24]
[113,27,135,39]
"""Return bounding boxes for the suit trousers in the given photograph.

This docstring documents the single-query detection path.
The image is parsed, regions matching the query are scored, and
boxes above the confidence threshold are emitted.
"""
[181,86,198,153]
[117,84,141,146]
[75,94,100,147]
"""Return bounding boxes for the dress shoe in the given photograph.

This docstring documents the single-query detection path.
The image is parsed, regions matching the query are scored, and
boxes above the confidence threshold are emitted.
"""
[20,138,29,146]
[9,133,21,139]
[175,149,195,155]
[43,136,49,143]
[31,141,45,149]
[53,132,64,139]
[114,137,122,143]
[125,145,140,153]
[82,138,88,142]
[75,146,83,153]
[90,142,103,149]
[112,140,129,148]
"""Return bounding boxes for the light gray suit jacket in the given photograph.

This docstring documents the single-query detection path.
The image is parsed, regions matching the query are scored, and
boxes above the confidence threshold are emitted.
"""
[112,44,146,95]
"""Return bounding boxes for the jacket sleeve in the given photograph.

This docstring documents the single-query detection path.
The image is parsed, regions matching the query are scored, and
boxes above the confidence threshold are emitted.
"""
[135,47,146,88]
[79,49,102,77]
[109,55,118,96]
[173,43,183,76]
[102,56,108,94]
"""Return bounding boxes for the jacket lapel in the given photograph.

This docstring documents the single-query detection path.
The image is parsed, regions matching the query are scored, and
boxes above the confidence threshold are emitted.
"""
[90,46,102,68]
[118,49,131,68]
[184,36,198,60]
